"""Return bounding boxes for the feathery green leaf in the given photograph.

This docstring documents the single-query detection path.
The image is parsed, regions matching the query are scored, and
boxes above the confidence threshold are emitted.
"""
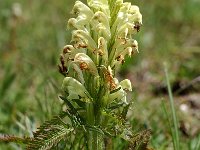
[26,113,73,150]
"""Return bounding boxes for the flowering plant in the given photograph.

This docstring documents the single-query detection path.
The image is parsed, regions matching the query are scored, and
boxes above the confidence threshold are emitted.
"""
[0,0,152,149]
[59,0,142,126]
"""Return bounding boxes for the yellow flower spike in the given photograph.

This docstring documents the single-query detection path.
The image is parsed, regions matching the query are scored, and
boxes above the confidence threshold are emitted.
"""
[61,0,142,122]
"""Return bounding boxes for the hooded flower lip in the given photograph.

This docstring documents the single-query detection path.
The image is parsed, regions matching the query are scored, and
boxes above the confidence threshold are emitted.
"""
[74,53,98,76]
[88,0,110,16]
[72,1,94,18]
[90,11,111,40]
[62,44,86,68]
[93,11,110,29]
[71,30,97,52]
[119,79,132,91]
[63,45,75,54]
[128,5,142,23]
[67,17,87,31]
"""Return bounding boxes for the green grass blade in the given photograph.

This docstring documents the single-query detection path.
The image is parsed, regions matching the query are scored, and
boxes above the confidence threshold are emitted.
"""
[0,65,16,99]
[165,66,180,150]
[195,134,200,150]
[161,101,177,149]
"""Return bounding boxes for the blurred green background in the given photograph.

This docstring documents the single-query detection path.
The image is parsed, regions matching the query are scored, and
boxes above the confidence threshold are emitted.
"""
[0,0,200,149]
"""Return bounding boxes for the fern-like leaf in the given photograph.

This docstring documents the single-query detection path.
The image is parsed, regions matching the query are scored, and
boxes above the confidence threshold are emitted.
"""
[59,96,85,126]
[26,113,73,150]
[127,129,152,150]
[0,134,32,144]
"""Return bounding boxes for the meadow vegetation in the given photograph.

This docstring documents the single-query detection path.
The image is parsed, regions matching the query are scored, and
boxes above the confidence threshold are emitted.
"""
[0,0,200,149]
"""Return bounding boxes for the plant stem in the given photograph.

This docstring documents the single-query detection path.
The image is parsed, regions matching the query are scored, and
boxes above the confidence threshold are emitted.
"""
[86,103,96,150]
[87,131,103,150]
[86,102,104,149]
